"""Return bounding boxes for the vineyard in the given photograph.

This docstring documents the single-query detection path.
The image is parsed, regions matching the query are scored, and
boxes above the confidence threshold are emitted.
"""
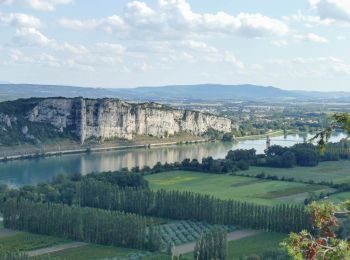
[160,220,237,248]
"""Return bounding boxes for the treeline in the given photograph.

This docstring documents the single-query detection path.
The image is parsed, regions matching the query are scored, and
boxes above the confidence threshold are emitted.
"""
[146,140,350,175]
[2,199,161,251]
[263,141,350,168]
[0,172,310,234]
[78,179,310,233]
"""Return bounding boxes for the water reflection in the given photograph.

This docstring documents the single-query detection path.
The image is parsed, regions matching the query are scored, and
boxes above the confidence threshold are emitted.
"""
[0,133,347,187]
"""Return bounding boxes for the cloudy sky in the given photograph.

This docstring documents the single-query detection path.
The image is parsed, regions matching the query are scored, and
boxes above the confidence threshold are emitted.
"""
[0,0,350,91]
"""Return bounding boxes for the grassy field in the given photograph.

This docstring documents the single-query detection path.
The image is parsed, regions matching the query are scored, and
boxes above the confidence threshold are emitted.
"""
[0,232,69,252]
[146,171,332,205]
[227,232,287,259]
[326,191,350,203]
[241,161,350,184]
[45,244,169,260]
[183,232,286,259]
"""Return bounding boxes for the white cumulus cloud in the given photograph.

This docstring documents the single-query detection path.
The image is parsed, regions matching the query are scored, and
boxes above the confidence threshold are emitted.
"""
[58,0,288,39]
[309,0,350,22]
[0,12,41,28]
[14,27,53,46]
[0,0,73,11]
[294,33,328,43]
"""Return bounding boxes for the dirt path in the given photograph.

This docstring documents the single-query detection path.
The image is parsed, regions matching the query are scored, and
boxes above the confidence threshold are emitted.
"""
[0,228,19,238]
[173,230,259,256]
[26,242,88,257]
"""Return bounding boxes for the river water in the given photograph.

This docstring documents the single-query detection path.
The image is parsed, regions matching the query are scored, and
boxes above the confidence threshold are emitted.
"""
[0,133,347,187]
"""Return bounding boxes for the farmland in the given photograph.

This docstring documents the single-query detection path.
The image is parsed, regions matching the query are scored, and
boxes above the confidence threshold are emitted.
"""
[146,170,333,205]
[160,220,237,248]
[0,232,69,252]
[183,232,287,259]
[240,161,350,184]
[326,191,350,203]
[44,245,167,260]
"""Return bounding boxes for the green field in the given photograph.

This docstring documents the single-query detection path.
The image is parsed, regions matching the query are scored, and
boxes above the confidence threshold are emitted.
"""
[46,244,169,260]
[0,232,69,252]
[227,232,287,259]
[146,171,332,205]
[326,191,350,203]
[183,232,287,259]
[242,161,350,184]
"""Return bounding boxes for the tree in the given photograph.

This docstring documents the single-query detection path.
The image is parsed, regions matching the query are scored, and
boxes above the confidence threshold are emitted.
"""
[222,132,234,142]
[312,113,350,150]
[280,151,296,168]
[281,201,350,260]
[194,228,227,260]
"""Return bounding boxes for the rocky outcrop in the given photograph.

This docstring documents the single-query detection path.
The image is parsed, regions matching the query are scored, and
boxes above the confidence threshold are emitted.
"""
[28,98,236,144]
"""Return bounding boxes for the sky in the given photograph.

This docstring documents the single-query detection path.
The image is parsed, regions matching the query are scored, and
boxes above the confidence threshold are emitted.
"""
[0,0,350,91]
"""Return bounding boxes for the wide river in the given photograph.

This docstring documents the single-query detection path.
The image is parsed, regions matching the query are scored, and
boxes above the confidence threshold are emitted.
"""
[0,133,347,187]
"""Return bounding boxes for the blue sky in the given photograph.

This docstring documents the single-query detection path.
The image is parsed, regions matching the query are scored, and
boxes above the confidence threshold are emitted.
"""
[0,0,350,91]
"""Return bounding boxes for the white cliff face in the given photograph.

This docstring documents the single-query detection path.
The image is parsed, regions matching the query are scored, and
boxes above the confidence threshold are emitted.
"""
[28,98,235,144]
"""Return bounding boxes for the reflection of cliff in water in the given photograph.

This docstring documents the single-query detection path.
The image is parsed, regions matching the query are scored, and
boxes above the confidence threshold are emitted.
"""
[0,133,347,188]
[79,142,232,175]
[0,142,232,187]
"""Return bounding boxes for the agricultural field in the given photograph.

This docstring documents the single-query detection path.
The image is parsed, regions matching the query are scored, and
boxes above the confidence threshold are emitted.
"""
[242,161,350,184]
[146,171,333,205]
[227,232,287,259]
[0,232,69,252]
[160,220,237,248]
[183,232,287,259]
[44,244,168,260]
[326,191,350,203]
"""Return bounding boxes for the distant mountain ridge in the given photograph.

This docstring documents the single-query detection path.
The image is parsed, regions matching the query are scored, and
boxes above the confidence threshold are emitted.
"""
[0,83,349,102]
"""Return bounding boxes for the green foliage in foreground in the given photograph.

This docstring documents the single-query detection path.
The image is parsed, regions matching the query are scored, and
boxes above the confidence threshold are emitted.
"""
[2,199,161,252]
[281,201,350,260]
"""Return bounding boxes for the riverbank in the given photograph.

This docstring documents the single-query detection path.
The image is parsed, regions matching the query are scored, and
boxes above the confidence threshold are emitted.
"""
[235,130,300,141]
[0,135,210,162]
[0,129,302,163]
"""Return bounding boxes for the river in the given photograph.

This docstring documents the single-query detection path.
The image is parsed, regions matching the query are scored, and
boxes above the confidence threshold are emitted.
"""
[0,133,347,187]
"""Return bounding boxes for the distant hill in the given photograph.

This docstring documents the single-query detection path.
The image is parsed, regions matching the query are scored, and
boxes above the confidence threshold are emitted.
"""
[0,83,349,102]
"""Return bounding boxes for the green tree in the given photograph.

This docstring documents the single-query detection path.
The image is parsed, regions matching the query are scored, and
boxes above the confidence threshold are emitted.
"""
[194,228,227,260]
[281,201,350,260]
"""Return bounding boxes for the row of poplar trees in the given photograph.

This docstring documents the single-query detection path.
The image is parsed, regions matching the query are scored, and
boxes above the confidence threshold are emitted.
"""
[194,228,228,260]
[78,179,310,233]
[2,199,161,251]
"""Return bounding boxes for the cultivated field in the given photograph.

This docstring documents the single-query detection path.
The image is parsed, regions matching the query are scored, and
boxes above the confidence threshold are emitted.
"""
[183,232,287,259]
[326,191,350,203]
[160,220,237,247]
[0,232,69,252]
[44,244,163,260]
[146,171,332,205]
[241,161,350,184]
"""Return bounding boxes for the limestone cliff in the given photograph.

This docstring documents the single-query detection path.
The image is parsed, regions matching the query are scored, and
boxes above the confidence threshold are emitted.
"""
[27,98,236,144]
